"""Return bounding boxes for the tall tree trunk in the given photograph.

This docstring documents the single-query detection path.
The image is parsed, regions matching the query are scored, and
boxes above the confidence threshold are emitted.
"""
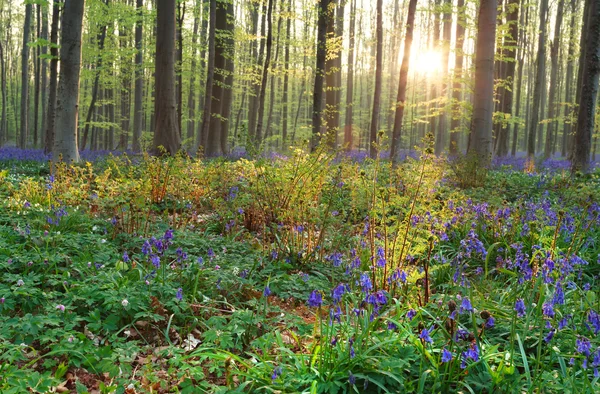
[311,0,333,151]
[119,24,131,150]
[435,0,451,155]
[333,1,344,147]
[186,0,200,147]
[511,0,526,156]
[265,6,283,147]
[543,0,564,159]
[246,2,261,144]
[449,0,466,155]
[324,0,340,148]
[562,0,577,157]
[0,40,6,146]
[81,3,109,151]
[220,0,235,155]
[176,1,184,134]
[344,0,356,151]
[40,4,49,149]
[206,0,227,156]
[526,0,548,158]
[153,0,181,155]
[44,0,60,154]
[52,0,85,163]
[255,0,275,146]
[429,0,441,150]
[390,0,417,163]
[572,0,600,172]
[468,0,497,163]
[133,0,143,152]
[368,0,383,158]
[199,0,216,152]
[20,3,33,148]
[495,0,519,157]
[33,4,41,147]
[281,0,292,148]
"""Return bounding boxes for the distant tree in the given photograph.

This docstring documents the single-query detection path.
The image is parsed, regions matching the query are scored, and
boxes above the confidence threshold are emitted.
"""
[199,0,216,152]
[44,0,61,154]
[343,0,356,151]
[449,0,466,156]
[0,38,6,146]
[255,0,275,146]
[19,2,32,148]
[544,0,564,159]
[572,0,600,172]
[467,0,497,163]
[311,0,333,151]
[368,0,383,158]
[53,0,86,163]
[390,0,417,164]
[153,0,181,155]
[562,0,578,157]
[132,0,143,153]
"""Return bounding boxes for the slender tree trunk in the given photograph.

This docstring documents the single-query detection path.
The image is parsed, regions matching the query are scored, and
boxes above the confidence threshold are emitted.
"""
[19,3,33,148]
[186,0,200,147]
[265,7,283,147]
[435,0,451,155]
[468,0,497,163]
[526,0,549,158]
[390,0,417,163]
[281,0,292,148]
[368,0,383,158]
[255,0,275,146]
[220,0,235,155]
[199,0,216,152]
[0,40,6,146]
[572,0,600,172]
[119,23,131,150]
[206,0,227,156]
[40,4,49,148]
[153,0,181,155]
[449,0,466,155]
[511,0,526,156]
[176,1,184,134]
[52,0,85,163]
[311,0,333,151]
[81,4,108,151]
[45,0,60,154]
[344,0,356,151]
[562,0,577,157]
[133,0,143,152]
[543,0,564,159]
[33,4,41,147]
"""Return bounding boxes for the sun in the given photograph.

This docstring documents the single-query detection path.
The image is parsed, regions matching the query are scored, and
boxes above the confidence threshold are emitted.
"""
[412,50,443,75]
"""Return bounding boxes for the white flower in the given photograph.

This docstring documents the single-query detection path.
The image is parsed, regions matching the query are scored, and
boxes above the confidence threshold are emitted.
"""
[16,279,24,287]
[121,299,129,307]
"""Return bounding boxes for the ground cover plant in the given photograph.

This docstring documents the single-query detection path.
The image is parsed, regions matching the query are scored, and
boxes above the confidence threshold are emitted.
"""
[1,148,599,393]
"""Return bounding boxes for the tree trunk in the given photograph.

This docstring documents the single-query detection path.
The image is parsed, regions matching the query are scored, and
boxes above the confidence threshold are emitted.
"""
[119,24,131,150]
[176,1,184,134]
[281,0,292,147]
[199,0,216,152]
[20,3,33,148]
[449,0,466,155]
[368,0,383,158]
[526,0,548,158]
[255,0,275,147]
[543,0,564,159]
[312,0,333,151]
[33,4,41,147]
[390,0,417,163]
[153,0,181,155]
[468,0,497,163]
[511,0,526,156]
[435,0,451,155]
[133,0,143,152]
[572,0,600,172]
[343,0,356,151]
[52,0,85,163]
[220,0,234,155]
[562,0,577,157]
[206,0,227,156]
[186,0,200,148]
[0,40,6,146]
[81,3,109,151]
[44,0,60,154]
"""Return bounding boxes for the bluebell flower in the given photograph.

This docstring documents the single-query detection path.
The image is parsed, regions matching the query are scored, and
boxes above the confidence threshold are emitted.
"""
[407,309,416,320]
[348,372,356,385]
[263,285,271,297]
[576,337,591,356]
[459,297,473,314]
[176,288,183,301]
[441,348,453,363]
[515,299,526,317]
[552,282,565,305]
[485,316,495,328]
[544,328,555,343]
[331,284,347,303]
[542,303,555,318]
[307,290,322,307]
[420,328,433,344]
[360,273,373,292]
[122,251,130,263]
[271,366,282,381]
[376,246,386,268]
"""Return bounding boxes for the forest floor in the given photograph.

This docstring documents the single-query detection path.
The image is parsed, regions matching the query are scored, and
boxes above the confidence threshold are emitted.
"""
[0,148,599,393]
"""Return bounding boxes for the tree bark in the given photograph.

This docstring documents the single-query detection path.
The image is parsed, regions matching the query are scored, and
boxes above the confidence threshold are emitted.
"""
[511,0,526,156]
[468,0,497,163]
[562,0,577,157]
[186,0,200,147]
[312,0,333,151]
[199,0,216,152]
[390,0,417,163]
[449,0,466,156]
[206,0,227,156]
[44,0,60,154]
[52,0,85,163]
[543,0,564,159]
[255,0,275,147]
[435,0,451,155]
[19,3,33,148]
[343,0,356,151]
[526,0,548,158]
[220,0,235,155]
[281,0,292,147]
[133,0,143,152]
[0,39,6,146]
[572,0,600,172]
[368,0,383,158]
[153,0,181,155]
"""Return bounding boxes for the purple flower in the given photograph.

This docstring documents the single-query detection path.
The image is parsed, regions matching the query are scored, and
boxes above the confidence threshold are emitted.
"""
[542,303,555,318]
[460,297,473,314]
[271,366,282,381]
[0,297,5,304]
[263,285,271,297]
[56,304,65,312]
[544,328,555,343]
[376,246,386,268]
[407,309,417,320]
[307,290,322,307]
[420,328,433,344]
[441,348,453,363]
[552,282,565,305]
[331,283,347,303]
[515,299,526,317]
[122,251,130,263]
[485,316,495,328]
[348,372,356,385]
[176,288,183,301]
[576,337,592,356]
